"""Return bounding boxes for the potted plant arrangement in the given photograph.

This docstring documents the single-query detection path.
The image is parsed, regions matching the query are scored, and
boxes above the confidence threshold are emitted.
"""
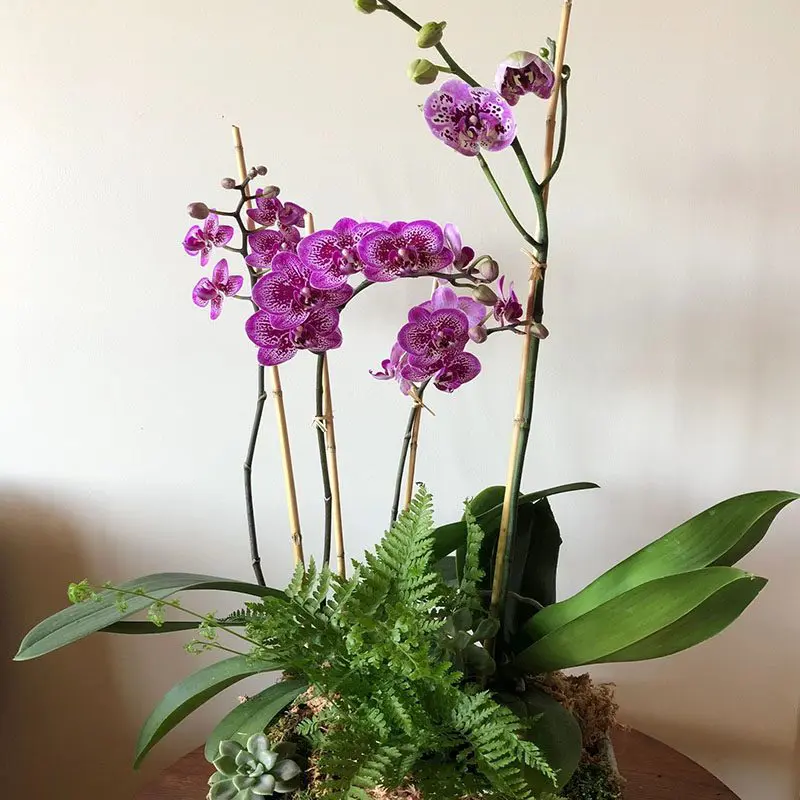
[15,2,797,799]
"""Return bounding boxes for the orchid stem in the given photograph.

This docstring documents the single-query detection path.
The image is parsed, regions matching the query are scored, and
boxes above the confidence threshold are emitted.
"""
[476,154,539,248]
[390,380,430,524]
[316,353,334,568]
[541,70,570,189]
[243,369,268,587]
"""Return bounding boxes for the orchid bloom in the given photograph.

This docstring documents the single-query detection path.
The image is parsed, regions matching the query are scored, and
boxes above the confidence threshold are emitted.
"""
[495,51,555,106]
[298,218,385,289]
[183,213,234,266]
[493,276,524,325]
[357,220,453,282]
[423,79,517,157]
[192,259,244,320]
[245,306,343,366]
[443,223,475,271]
[251,252,353,330]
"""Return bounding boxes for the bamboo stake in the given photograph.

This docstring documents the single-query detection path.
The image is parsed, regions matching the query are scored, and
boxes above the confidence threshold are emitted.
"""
[403,404,423,511]
[306,212,347,579]
[489,1,572,619]
[232,125,305,568]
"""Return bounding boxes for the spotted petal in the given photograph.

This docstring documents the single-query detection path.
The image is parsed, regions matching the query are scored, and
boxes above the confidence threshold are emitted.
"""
[398,308,469,362]
[399,220,445,255]
[220,274,244,296]
[192,278,217,307]
[246,230,284,270]
[247,194,281,227]
[211,259,230,286]
[434,351,482,392]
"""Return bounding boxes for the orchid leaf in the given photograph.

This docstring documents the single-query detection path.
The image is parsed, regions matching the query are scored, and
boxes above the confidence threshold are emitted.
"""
[204,679,307,762]
[431,482,598,563]
[500,686,582,792]
[514,567,766,673]
[135,654,282,768]
[525,491,795,642]
[102,621,201,634]
[15,573,283,661]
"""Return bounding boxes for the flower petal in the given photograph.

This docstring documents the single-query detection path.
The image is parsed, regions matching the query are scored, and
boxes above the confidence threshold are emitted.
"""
[209,295,223,320]
[400,220,444,256]
[192,278,217,307]
[434,351,482,392]
[211,259,229,286]
[221,274,245,296]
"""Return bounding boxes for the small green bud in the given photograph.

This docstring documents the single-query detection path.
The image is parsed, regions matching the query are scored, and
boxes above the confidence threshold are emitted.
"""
[539,47,550,60]
[531,322,550,340]
[187,202,210,220]
[417,21,446,49]
[469,325,488,344]
[408,58,439,85]
[476,258,499,283]
[472,285,498,306]
[220,177,236,189]
[260,185,281,200]
[354,0,379,13]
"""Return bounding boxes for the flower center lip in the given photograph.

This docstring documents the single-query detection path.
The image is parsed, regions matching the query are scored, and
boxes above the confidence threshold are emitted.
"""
[393,245,419,268]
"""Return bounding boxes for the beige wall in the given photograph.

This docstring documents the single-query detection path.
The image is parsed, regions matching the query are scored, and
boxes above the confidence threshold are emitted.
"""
[2,1,799,798]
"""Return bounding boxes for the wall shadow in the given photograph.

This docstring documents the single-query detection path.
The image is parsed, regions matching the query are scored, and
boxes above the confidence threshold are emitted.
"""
[0,490,141,798]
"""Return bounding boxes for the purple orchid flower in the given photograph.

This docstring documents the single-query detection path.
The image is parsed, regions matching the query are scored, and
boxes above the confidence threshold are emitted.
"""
[398,305,470,369]
[183,213,234,267]
[423,79,517,157]
[192,259,244,320]
[246,191,307,229]
[493,276,524,325]
[370,342,414,395]
[433,351,482,392]
[246,306,342,366]
[245,225,302,271]
[298,218,386,289]
[444,223,475,271]
[422,282,485,329]
[495,51,555,106]
[357,220,453,282]
[252,251,352,330]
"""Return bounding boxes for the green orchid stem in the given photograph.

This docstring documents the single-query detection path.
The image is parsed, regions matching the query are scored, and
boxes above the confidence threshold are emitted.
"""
[476,154,539,248]
[90,583,261,648]
[390,380,430,524]
[541,71,570,189]
[316,353,334,567]
[378,0,480,87]
[188,640,246,657]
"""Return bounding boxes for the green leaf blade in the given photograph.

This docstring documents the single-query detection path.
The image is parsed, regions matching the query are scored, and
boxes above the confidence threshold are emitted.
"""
[15,573,283,661]
[525,491,795,642]
[204,679,307,761]
[514,567,766,673]
[135,654,282,768]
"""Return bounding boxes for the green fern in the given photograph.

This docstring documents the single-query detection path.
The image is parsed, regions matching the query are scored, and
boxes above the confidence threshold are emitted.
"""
[241,487,556,799]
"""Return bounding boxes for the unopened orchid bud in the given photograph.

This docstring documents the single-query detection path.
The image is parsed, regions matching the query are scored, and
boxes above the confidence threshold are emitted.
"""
[247,167,258,179]
[220,177,236,189]
[256,165,268,176]
[469,325,488,344]
[187,202,210,220]
[354,0,379,13]
[472,285,498,306]
[477,258,499,283]
[539,46,550,60]
[260,185,281,200]
[531,322,550,340]
[408,58,440,85]
[417,21,447,49]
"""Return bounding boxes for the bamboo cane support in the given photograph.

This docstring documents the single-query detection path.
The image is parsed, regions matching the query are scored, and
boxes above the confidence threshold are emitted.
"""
[403,404,423,511]
[306,213,347,579]
[489,1,572,619]
[232,125,305,568]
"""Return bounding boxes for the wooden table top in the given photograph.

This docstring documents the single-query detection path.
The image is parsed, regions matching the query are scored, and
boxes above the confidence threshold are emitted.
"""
[136,728,739,800]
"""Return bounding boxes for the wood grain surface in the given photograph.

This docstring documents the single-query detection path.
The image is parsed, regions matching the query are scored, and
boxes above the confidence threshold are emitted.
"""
[135,728,740,800]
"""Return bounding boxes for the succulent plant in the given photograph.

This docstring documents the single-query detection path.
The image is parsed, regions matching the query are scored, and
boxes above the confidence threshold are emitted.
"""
[440,607,499,676]
[208,735,302,800]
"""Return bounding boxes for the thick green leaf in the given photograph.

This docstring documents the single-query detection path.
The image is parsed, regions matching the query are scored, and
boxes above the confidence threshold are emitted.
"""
[431,482,598,563]
[135,654,282,768]
[514,567,766,673]
[15,573,283,661]
[204,679,307,761]
[501,687,582,792]
[102,621,201,634]
[525,491,794,642]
